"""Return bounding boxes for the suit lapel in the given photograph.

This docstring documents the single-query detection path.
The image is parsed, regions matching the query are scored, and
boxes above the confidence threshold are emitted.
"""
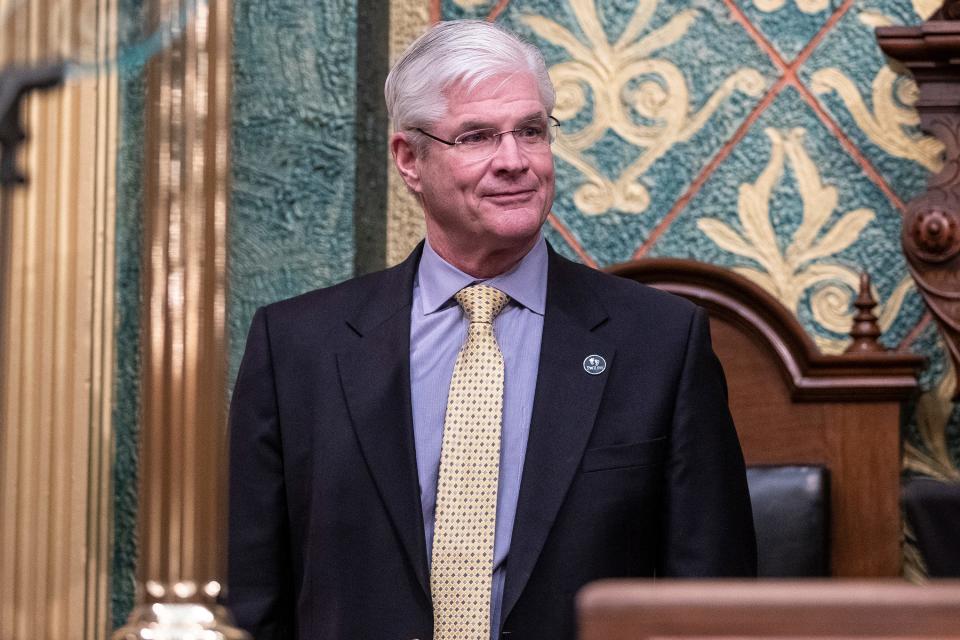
[336,245,431,597]
[501,249,614,622]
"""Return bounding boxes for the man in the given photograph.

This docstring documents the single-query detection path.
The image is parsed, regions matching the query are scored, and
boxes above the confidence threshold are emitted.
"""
[228,19,756,640]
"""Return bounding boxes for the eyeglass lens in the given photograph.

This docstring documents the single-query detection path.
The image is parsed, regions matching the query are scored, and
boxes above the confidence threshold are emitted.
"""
[454,119,558,159]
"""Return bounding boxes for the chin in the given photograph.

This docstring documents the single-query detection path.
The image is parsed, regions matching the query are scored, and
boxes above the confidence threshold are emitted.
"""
[498,212,543,229]
[485,222,546,251]
[487,203,547,230]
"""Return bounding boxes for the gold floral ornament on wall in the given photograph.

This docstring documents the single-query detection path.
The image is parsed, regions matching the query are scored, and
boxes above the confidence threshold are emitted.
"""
[905,362,960,481]
[902,359,958,583]
[698,127,913,353]
[522,0,765,215]
[809,10,944,173]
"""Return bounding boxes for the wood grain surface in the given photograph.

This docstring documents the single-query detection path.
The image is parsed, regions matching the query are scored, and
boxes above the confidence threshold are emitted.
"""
[578,580,960,639]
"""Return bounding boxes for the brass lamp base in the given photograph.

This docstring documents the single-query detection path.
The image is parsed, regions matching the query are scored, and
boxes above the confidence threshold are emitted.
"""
[112,581,251,640]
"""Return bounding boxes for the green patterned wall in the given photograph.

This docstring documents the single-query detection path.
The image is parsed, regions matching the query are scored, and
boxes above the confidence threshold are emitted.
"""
[111,0,147,624]
[439,0,960,470]
[228,0,358,383]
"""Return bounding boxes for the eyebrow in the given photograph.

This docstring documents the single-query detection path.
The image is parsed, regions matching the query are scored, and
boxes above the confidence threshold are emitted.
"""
[455,111,548,133]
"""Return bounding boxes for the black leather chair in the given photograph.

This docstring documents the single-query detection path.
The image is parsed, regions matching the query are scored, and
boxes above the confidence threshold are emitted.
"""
[746,465,830,577]
[903,477,960,577]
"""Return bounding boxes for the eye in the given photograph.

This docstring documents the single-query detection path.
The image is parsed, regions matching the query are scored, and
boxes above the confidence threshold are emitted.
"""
[456,129,495,145]
[516,123,546,140]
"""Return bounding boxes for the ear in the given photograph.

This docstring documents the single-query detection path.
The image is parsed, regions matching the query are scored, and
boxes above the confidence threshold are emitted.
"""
[390,132,422,194]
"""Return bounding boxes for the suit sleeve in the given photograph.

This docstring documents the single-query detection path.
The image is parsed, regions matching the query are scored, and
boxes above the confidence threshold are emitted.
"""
[658,305,758,576]
[227,307,295,638]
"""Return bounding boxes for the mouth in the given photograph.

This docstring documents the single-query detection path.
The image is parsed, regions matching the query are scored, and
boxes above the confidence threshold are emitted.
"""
[483,189,536,203]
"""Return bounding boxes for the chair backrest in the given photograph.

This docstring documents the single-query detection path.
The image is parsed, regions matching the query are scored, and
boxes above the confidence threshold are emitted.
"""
[903,477,960,577]
[747,465,829,577]
[577,580,960,640]
[608,258,924,576]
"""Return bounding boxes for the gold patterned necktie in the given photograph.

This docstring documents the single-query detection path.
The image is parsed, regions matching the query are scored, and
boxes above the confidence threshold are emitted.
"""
[431,284,510,640]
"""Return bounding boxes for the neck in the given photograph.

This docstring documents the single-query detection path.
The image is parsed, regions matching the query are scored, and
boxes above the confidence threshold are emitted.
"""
[428,234,539,279]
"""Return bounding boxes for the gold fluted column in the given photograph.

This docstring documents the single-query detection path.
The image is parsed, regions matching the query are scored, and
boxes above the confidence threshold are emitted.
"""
[137,0,231,586]
[0,0,118,637]
[386,0,429,265]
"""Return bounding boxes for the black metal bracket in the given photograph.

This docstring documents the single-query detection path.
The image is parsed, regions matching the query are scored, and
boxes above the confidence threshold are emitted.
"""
[0,62,65,187]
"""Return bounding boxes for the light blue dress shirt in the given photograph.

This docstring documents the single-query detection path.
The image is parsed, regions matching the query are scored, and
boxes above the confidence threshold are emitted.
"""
[410,235,547,638]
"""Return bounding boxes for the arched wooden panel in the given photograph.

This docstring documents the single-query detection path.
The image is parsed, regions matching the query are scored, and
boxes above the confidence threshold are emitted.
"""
[609,258,925,577]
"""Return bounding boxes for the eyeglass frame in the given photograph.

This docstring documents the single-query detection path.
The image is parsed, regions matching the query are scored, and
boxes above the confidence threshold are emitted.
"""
[413,115,561,155]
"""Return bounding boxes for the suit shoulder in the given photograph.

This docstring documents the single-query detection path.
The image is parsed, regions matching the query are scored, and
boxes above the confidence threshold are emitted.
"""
[557,254,699,322]
[259,263,405,327]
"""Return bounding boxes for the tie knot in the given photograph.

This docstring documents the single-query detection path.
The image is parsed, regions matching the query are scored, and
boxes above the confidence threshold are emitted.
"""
[455,285,509,324]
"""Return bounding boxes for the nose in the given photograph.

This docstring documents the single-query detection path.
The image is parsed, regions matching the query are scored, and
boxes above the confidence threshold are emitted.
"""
[489,131,530,174]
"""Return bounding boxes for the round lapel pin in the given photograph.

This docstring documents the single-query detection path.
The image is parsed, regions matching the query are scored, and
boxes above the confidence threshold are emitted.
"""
[583,354,606,375]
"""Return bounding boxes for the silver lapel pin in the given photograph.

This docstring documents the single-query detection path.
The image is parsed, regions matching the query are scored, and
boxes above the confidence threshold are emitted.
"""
[583,354,606,375]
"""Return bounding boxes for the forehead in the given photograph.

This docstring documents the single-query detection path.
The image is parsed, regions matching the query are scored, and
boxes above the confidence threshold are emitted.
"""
[441,73,546,129]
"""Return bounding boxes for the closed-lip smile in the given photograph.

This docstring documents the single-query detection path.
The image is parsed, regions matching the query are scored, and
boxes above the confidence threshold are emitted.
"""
[484,189,535,199]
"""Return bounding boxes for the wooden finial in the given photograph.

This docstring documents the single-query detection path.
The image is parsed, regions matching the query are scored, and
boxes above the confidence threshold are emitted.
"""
[845,272,886,353]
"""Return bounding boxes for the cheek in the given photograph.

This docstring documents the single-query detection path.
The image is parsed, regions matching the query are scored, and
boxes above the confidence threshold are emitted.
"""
[544,156,556,180]
[534,155,555,186]
[424,166,472,205]
[454,171,488,202]
[539,160,556,203]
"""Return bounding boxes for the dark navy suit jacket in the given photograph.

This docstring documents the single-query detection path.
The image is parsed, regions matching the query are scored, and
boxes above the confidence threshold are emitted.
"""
[227,243,757,639]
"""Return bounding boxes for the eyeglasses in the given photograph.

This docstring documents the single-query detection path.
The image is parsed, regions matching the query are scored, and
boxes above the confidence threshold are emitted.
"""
[415,116,560,161]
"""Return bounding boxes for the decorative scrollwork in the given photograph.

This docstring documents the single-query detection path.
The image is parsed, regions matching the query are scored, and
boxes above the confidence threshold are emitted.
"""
[522,0,765,215]
[811,66,944,172]
[904,362,960,480]
[812,11,944,173]
[698,127,912,353]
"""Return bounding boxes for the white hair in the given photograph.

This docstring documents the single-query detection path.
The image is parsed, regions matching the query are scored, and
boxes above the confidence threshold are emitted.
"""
[384,20,555,144]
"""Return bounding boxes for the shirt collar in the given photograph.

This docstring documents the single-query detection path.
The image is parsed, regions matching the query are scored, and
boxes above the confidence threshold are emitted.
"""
[417,234,548,316]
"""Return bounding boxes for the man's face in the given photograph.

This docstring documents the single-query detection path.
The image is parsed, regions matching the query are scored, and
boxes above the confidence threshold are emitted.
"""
[397,73,555,264]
